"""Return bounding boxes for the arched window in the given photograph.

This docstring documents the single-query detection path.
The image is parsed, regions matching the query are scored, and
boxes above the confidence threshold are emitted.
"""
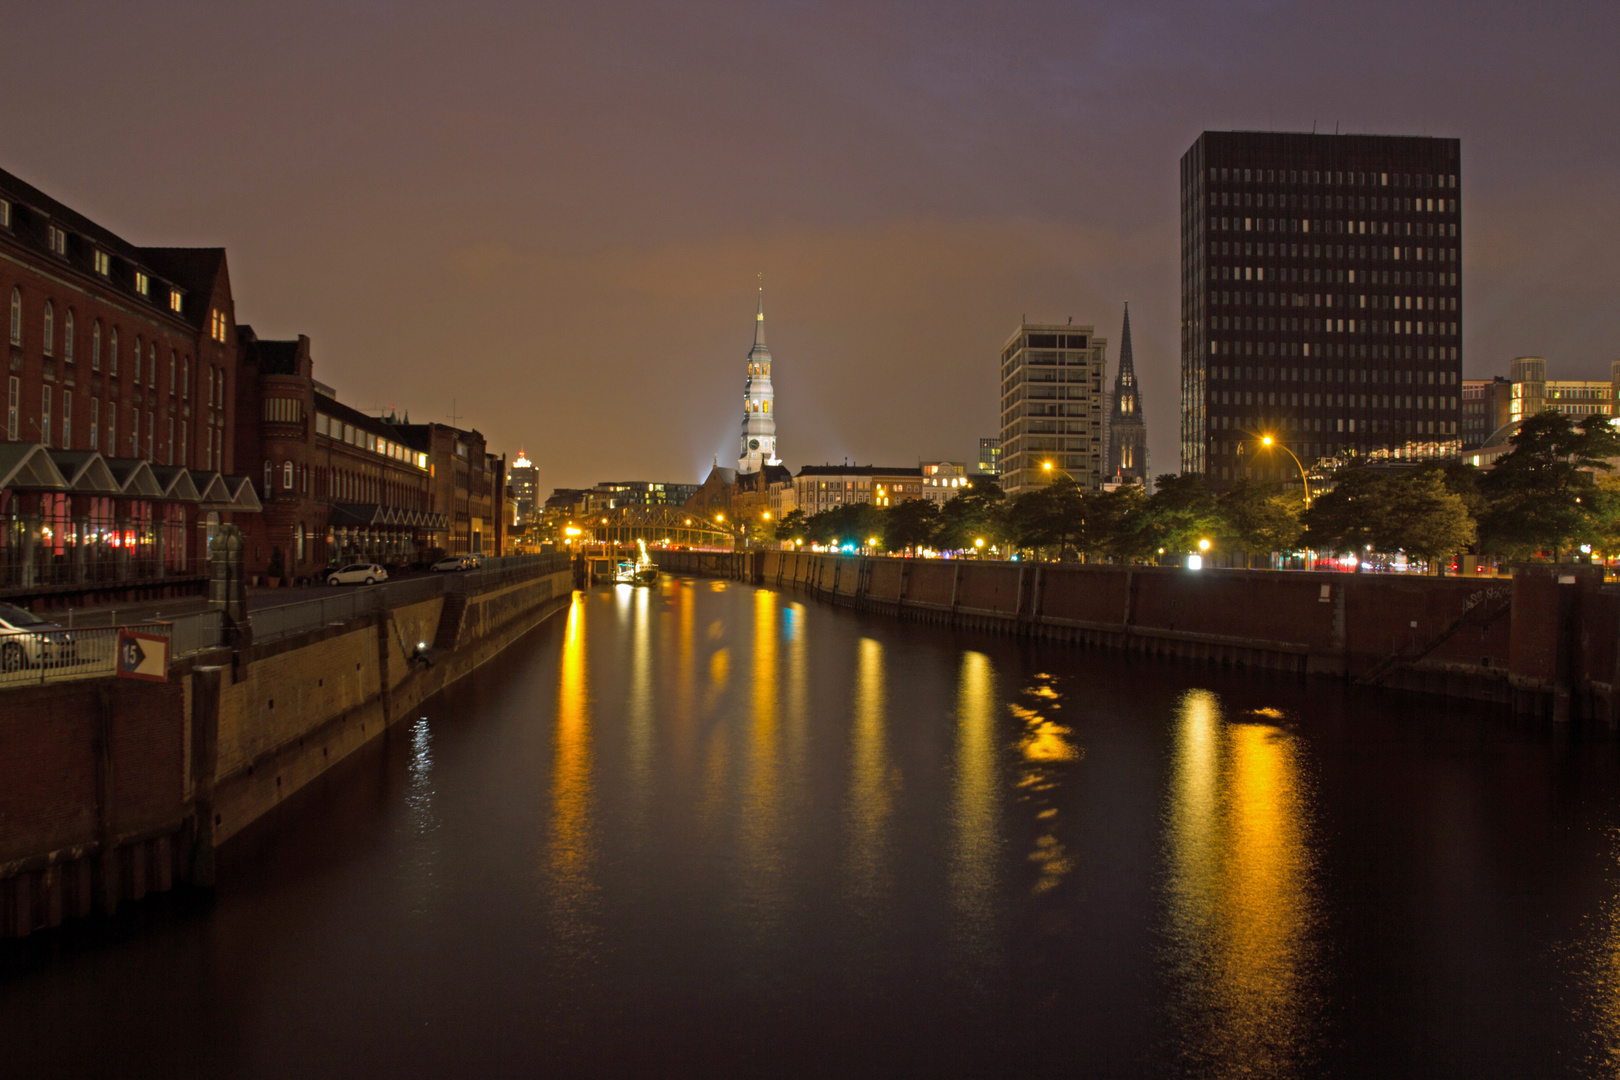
[295,523,305,564]
[168,349,176,392]
[133,336,142,381]
[263,461,272,498]
[8,288,19,345]
[283,460,293,490]
[42,301,53,356]
[63,310,74,362]
[109,328,119,376]
[91,320,101,370]
[181,356,189,398]
[147,342,156,388]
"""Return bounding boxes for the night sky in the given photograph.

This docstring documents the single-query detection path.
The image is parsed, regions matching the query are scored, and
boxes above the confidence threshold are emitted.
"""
[5,2,1616,494]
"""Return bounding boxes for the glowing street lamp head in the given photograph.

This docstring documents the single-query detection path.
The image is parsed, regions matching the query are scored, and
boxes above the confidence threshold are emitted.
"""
[1043,461,1053,471]
[974,538,985,548]
[1198,538,1211,551]
[763,512,771,520]
[1261,435,1274,447]
[867,537,879,546]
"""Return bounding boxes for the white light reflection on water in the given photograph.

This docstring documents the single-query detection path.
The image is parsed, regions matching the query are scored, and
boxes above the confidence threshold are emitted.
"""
[1163,690,1324,1077]
[546,592,599,958]
[949,650,1001,966]
[846,636,893,906]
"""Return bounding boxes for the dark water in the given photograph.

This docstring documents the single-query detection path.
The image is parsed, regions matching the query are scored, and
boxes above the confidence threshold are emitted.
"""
[7,577,1620,1078]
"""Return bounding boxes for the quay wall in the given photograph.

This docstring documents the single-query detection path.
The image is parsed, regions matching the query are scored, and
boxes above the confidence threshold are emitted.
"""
[0,560,574,939]
[657,550,1615,720]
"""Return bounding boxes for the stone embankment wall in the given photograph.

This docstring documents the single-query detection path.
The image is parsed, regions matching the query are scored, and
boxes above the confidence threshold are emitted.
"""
[0,560,573,939]
[657,550,1619,723]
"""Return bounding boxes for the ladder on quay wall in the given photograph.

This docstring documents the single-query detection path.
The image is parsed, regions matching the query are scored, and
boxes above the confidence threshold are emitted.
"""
[1357,594,1512,686]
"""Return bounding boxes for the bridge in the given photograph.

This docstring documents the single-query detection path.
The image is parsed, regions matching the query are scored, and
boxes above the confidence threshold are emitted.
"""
[577,504,736,549]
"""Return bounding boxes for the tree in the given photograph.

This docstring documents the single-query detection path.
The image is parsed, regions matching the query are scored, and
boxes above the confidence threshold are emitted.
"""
[1381,471,1476,565]
[933,483,1009,553]
[807,503,883,551]
[1216,479,1302,566]
[1085,484,1154,562]
[1006,478,1085,560]
[771,509,809,546]
[882,498,941,555]
[1478,412,1620,561]
[1301,467,1391,566]
[1135,473,1219,559]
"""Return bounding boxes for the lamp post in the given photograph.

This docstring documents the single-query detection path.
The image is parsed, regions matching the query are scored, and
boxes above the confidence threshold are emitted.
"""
[1250,433,1312,509]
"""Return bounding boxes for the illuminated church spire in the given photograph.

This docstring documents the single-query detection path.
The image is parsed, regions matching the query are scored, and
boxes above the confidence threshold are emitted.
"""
[1107,302,1149,488]
[738,282,780,473]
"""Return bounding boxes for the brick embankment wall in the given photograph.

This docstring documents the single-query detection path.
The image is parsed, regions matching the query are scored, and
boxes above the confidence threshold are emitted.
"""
[208,569,572,847]
[0,679,186,938]
[0,565,574,939]
[656,550,1616,721]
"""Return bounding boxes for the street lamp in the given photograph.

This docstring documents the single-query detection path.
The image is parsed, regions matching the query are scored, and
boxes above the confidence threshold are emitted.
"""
[1198,538,1211,551]
[1255,433,1312,508]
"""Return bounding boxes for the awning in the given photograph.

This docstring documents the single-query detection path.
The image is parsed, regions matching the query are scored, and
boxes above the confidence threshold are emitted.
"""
[149,466,202,502]
[329,503,447,531]
[46,450,120,494]
[104,458,164,499]
[0,444,69,491]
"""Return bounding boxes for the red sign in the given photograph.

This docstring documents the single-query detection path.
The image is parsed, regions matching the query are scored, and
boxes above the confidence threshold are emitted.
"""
[116,630,169,682]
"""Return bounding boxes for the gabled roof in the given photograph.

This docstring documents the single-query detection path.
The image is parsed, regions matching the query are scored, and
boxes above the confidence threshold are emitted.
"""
[794,464,925,479]
[104,458,164,498]
[150,466,202,502]
[0,444,68,491]
[47,451,121,494]
[223,476,262,513]
[193,472,230,505]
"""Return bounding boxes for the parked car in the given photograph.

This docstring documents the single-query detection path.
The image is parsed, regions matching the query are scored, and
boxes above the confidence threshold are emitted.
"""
[327,563,388,586]
[431,555,474,572]
[0,603,76,672]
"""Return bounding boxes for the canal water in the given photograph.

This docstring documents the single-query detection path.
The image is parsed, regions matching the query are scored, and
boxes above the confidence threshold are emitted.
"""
[6,576,1620,1077]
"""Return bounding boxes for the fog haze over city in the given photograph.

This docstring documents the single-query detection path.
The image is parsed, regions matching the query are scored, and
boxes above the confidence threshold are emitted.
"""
[3,1,1616,492]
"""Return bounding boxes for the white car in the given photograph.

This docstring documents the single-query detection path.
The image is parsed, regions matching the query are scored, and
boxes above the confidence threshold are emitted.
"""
[430,555,473,572]
[327,563,388,586]
[0,603,76,672]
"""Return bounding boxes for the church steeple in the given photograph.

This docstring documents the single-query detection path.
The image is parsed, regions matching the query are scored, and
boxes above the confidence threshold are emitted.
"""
[738,284,780,474]
[1107,302,1149,489]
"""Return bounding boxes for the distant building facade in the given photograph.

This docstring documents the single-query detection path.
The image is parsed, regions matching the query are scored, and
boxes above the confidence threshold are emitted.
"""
[1105,303,1149,488]
[977,437,1001,476]
[1181,131,1464,488]
[793,464,928,513]
[998,323,1107,496]
[1461,377,1513,449]
[233,328,445,578]
[509,451,538,524]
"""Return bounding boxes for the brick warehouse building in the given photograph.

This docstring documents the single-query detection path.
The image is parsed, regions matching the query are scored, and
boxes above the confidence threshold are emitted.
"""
[232,328,447,580]
[397,421,505,558]
[1180,132,1463,490]
[0,166,260,600]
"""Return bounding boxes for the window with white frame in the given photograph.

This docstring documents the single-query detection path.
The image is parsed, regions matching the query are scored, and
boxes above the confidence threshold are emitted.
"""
[61,391,71,449]
[90,398,99,451]
[92,320,101,370]
[8,288,18,345]
[64,310,74,362]
[6,377,17,439]
[40,386,51,447]
[109,328,118,376]
[42,301,53,356]
[283,460,293,489]
[93,250,110,275]
[135,271,149,296]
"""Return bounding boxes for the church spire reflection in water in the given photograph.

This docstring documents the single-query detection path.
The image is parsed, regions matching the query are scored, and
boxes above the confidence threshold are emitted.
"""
[1163,689,1325,1075]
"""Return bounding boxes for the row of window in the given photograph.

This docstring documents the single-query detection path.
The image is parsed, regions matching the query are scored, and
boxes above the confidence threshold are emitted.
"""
[314,412,428,470]
[1211,365,1457,386]
[1208,317,1459,340]
[1215,292,1458,312]
[1,197,185,311]
[1205,168,1458,189]
[1211,391,1459,410]
[1210,192,1457,214]
[7,287,226,404]
[1208,243,1460,269]
[5,375,226,469]
[260,458,430,510]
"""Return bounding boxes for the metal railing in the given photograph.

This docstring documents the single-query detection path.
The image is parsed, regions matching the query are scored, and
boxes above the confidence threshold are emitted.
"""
[0,621,171,689]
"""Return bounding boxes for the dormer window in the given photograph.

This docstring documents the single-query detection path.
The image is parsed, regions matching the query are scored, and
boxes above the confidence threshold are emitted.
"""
[168,288,183,314]
[0,200,10,228]
[134,271,149,297]
[93,250,110,275]
[46,225,67,256]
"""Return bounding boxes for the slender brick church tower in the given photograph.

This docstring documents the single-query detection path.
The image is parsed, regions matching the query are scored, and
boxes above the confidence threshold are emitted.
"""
[737,286,780,474]
[1107,303,1150,489]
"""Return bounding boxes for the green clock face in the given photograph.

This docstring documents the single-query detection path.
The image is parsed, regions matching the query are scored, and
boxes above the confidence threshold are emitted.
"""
[748,439,761,450]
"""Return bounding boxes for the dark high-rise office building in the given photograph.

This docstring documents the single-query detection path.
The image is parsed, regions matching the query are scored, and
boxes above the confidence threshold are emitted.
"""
[1179,131,1463,489]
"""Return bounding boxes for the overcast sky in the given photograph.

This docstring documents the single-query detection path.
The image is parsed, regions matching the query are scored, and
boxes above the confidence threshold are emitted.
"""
[4,1,1617,493]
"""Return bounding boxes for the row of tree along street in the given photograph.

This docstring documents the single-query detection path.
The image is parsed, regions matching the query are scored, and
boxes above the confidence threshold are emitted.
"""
[764,413,1620,569]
